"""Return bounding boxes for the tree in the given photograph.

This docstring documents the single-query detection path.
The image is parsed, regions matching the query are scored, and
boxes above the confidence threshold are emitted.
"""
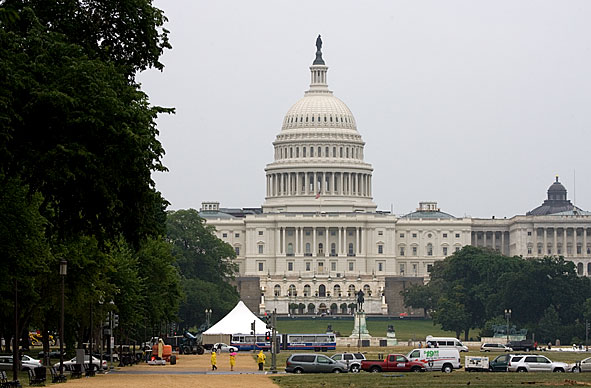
[538,305,561,344]
[402,281,439,317]
[431,295,471,339]
[166,209,239,330]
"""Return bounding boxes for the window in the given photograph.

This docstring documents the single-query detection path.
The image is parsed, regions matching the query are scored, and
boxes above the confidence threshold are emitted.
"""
[400,233,405,238]
[305,262,311,271]
[527,231,532,236]
[235,233,240,238]
[527,247,532,255]
[258,262,264,272]
[378,244,383,254]
[378,262,383,272]
[305,243,311,256]
[310,147,314,157]
[287,230,293,236]
[274,285,281,296]
[412,246,417,256]
[305,231,311,236]
[443,233,447,238]
[378,231,383,236]
[455,233,460,238]
[330,243,336,256]
[235,247,240,255]
[348,231,353,236]
[258,230,263,236]
[427,244,433,256]
[427,264,433,272]
[399,247,405,256]
[303,147,306,157]
[348,243,354,255]
[258,244,264,254]
[455,247,460,252]
[412,233,417,238]
[348,262,354,271]
[331,262,337,271]
[538,245,543,254]
[288,262,293,271]
[577,245,582,254]
[400,263,405,275]
[222,233,228,238]
[318,230,323,236]
[443,247,448,256]
[318,262,324,273]
[331,230,336,236]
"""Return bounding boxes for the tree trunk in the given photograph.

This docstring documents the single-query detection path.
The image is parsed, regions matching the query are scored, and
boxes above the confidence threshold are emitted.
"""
[464,328,470,341]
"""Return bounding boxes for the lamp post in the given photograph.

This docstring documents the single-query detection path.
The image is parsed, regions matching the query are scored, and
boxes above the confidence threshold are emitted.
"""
[505,309,512,344]
[59,260,67,377]
[205,309,212,329]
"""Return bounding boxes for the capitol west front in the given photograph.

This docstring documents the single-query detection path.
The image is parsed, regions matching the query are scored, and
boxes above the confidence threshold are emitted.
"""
[200,40,591,316]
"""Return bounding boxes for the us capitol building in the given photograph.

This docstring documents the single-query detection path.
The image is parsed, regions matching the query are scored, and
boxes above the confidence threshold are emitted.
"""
[200,38,591,316]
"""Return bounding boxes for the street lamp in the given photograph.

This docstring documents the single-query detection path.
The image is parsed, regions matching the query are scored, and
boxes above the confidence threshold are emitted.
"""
[59,260,67,377]
[505,309,512,344]
[205,309,212,329]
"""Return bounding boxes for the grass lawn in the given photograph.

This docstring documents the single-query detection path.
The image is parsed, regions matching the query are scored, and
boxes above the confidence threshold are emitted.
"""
[276,318,475,340]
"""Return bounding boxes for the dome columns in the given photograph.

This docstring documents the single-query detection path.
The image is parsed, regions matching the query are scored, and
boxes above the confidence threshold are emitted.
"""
[266,170,373,199]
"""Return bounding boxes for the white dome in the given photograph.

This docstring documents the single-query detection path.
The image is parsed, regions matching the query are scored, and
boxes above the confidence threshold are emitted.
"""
[281,94,357,131]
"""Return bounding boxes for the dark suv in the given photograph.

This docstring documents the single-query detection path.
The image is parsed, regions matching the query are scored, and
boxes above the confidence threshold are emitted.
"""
[286,354,349,374]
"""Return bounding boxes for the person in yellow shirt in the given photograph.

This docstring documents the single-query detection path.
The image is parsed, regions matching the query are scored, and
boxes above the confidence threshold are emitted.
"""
[211,351,217,371]
[257,350,266,371]
[230,352,236,371]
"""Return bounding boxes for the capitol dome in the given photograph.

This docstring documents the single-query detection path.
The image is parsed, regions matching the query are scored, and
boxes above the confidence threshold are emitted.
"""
[262,36,376,214]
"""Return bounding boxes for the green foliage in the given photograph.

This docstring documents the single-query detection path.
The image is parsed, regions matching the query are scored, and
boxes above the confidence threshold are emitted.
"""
[166,209,239,330]
[538,305,561,343]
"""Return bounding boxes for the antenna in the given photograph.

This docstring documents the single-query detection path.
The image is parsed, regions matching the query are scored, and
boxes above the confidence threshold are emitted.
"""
[574,169,576,207]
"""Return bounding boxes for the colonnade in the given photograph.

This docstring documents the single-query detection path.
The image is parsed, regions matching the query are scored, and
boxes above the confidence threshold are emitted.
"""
[472,231,508,255]
[275,226,363,257]
[266,171,372,197]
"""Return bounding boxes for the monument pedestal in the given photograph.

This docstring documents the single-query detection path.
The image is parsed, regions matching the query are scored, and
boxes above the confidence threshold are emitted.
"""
[350,311,372,340]
[386,331,398,346]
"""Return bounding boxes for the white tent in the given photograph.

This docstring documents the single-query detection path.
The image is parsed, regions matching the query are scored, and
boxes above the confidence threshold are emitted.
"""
[203,301,268,335]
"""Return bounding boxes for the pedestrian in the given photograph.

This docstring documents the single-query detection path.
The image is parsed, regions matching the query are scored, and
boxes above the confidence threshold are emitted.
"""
[418,341,422,349]
[257,350,266,371]
[211,351,217,371]
[230,352,236,371]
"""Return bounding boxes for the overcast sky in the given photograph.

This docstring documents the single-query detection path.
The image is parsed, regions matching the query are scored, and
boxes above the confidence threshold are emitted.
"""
[138,0,591,218]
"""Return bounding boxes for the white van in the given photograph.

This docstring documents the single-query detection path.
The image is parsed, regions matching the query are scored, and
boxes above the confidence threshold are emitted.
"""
[407,348,462,373]
[425,336,469,352]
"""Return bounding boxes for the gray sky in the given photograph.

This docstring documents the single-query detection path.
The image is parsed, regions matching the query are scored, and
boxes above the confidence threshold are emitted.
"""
[139,0,591,218]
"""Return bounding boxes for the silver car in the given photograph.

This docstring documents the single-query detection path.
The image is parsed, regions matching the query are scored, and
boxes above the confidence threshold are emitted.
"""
[0,354,43,371]
[480,343,513,352]
[569,357,591,373]
[286,354,348,374]
[507,354,568,372]
[330,352,366,373]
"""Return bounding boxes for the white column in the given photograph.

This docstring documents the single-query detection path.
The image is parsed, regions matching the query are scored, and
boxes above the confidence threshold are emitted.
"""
[584,228,588,256]
[322,172,326,194]
[543,228,548,255]
[501,232,505,255]
[358,227,362,254]
[282,227,286,255]
[553,228,557,255]
[564,228,568,256]
[340,173,344,195]
[313,172,317,195]
[313,227,317,257]
[338,227,342,256]
[492,232,496,250]
[296,172,299,195]
[276,228,281,255]
[325,227,329,256]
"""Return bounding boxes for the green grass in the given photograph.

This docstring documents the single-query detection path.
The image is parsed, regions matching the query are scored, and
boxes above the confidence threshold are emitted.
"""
[267,347,591,388]
[276,318,474,340]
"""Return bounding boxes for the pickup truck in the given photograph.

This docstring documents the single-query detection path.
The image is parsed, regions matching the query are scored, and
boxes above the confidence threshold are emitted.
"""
[506,340,535,352]
[361,354,426,373]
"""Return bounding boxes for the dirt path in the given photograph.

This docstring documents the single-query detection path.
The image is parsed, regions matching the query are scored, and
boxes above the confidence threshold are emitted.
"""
[59,354,279,388]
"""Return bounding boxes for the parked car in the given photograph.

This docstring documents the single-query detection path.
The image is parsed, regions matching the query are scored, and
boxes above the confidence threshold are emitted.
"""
[286,353,349,373]
[489,354,512,372]
[425,336,469,352]
[480,343,513,352]
[213,343,238,353]
[407,348,462,373]
[507,354,568,372]
[37,350,65,359]
[330,353,365,373]
[569,357,591,373]
[506,340,535,352]
[0,354,42,371]
[53,356,108,371]
[361,354,425,373]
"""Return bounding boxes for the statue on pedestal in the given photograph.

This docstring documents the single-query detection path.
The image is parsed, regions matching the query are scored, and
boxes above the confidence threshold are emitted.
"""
[356,290,365,312]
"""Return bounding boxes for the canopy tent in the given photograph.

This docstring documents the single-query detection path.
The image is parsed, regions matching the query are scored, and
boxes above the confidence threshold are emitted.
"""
[203,301,268,335]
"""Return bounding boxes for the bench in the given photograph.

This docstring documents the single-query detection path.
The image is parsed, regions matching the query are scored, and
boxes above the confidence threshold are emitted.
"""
[0,370,21,388]
[84,363,96,377]
[49,367,67,383]
[27,367,46,386]
[70,363,83,379]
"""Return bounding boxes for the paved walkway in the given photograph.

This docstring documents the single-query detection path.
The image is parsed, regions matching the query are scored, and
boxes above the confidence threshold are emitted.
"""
[58,354,279,388]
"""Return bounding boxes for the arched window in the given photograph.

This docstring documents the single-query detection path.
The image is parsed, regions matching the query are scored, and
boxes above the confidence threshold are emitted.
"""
[346,148,349,158]
[296,147,299,157]
[318,146,321,156]
[330,303,338,315]
[319,284,326,297]
[363,284,371,295]
[427,243,433,256]
[333,147,336,157]
[288,284,296,297]
[310,147,314,157]
[290,147,293,158]
[274,285,281,297]
[578,263,584,275]
[348,284,356,296]
[307,303,315,314]
[304,284,311,297]
[303,147,306,157]
[325,146,329,156]
[318,243,324,255]
[334,284,341,296]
